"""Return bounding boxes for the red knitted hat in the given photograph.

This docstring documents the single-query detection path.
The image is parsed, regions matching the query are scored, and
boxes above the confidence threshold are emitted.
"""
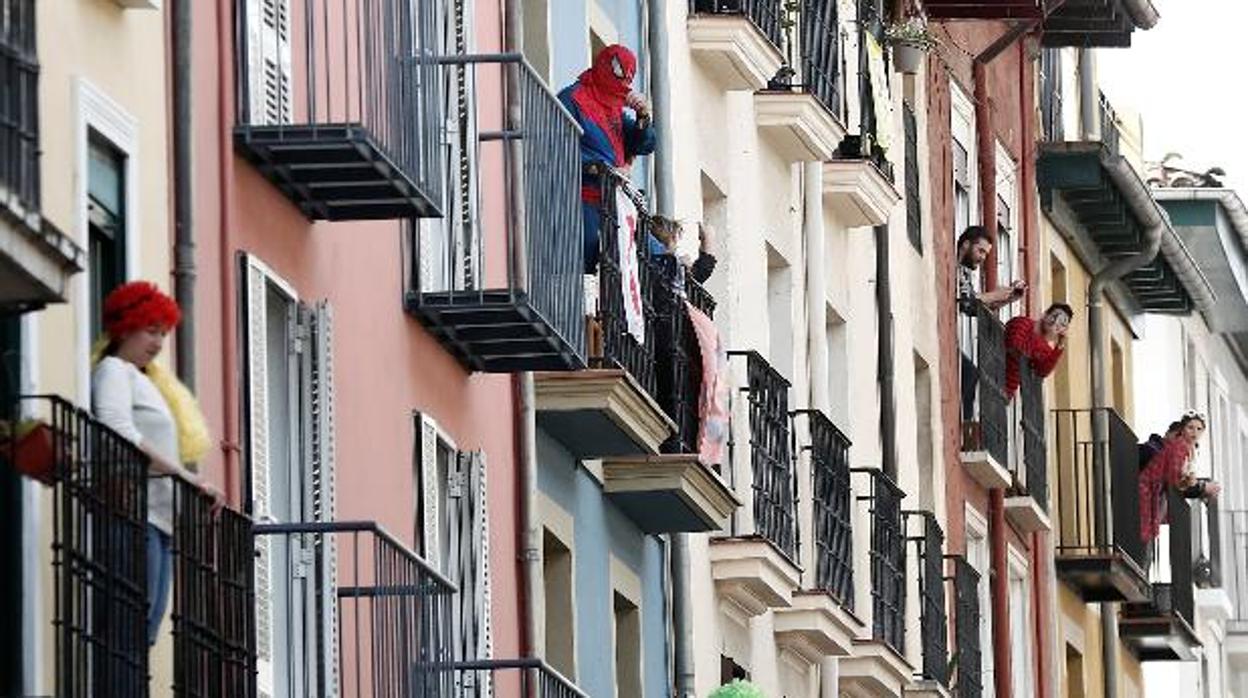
[102,281,181,339]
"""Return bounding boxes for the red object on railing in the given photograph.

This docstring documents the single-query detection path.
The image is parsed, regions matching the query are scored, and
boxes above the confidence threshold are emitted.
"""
[3,421,56,485]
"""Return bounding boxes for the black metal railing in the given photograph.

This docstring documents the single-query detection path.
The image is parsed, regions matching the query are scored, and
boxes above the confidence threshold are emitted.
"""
[797,410,854,608]
[0,0,40,219]
[1052,408,1146,570]
[421,658,587,698]
[1193,494,1220,589]
[596,172,660,398]
[690,0,787,52]
[1016,358,1048,509]
[233,0,444,207]
[953,556,982,698]
[657,271,717,457]
[1099,91,1120,157]
[405,54,586,368]
[854,467,905,654]
[729,351,798,561]
[1136,489,1195,626]
[801,0,844,120]
[2,396,150,697]
[167,477,255,698]
[1039,48,1063,142]
[907,511,948,686]
[960,300,1009,467]
[252,520,455,698]
[1223,510,1248,633]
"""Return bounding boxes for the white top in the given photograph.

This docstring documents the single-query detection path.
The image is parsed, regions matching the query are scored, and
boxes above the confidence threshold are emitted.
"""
[91,355,178,534]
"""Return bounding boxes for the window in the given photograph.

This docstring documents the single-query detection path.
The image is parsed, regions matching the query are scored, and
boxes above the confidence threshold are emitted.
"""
[720,655,749,683]
[1065,644,1085,698]
[966,506,995,698]
[242,256,337,698]
[1110,339,1126,415]
[543,530,575,679]
[826,311,849,427]
[88,135,127,340]
[1008,549,1033,698]
[1039,48,1064,140]
[954,141,972,239]
[613,592,641,697]
[914,352,935,510]
[995,143,1019,318]
[767,244,794,380]
[951,83,977,242]
[904,101,922,253]
[521,0,551,83]
[1049,254,1072,408]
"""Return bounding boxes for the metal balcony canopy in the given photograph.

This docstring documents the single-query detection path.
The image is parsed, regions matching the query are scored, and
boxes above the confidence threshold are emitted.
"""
[1041,0,1142,48]
[924,0,1045,20]
[1038,142,1195,314]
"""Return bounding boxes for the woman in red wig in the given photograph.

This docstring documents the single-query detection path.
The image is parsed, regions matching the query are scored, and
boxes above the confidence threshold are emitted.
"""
[91,281,221,645]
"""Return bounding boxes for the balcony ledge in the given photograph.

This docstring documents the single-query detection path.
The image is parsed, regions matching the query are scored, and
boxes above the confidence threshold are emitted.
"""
[1004,495,1051,533]
[603,454,741,533]
[1195,587,1234,623]
[903,680,953,698]
[1056,550,1152,603]
[0,204,82,311]
[839,639,915,698]
[822,159,902,227]
[709,536,801,617]
[754,92,847,163]
[686,15,785,92]
[773,591,865,660]
[960,450,1011,490]
[535,369,674,458]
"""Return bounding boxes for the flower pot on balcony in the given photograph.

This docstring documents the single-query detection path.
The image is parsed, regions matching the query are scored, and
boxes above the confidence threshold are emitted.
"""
[891,41,927,74]
[1,420,57,485]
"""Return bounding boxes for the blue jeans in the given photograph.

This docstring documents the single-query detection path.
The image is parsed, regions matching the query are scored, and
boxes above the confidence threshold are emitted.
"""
[146,525,172,646]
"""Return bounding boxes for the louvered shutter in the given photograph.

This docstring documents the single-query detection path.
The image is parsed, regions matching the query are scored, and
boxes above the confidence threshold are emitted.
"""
[418,414,442,566]
[246,0,292,125]
[245,259,277,698]
[305,301,339,697]
[448,451,492,696]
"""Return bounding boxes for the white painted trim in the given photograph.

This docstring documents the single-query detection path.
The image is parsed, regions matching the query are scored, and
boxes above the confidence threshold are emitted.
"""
[73,78,142,405]
[965,503,995,698]
[243,253,299,302]
[950,82,980,238]
[19,312,41,696]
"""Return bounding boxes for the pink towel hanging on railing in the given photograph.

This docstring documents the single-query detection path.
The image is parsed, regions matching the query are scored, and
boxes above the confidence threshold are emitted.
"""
[686,301,728,467]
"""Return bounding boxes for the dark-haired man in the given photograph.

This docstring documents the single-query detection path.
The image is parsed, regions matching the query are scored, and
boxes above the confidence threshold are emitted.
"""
[957,225,1027,312]
[1004,303,1072,399]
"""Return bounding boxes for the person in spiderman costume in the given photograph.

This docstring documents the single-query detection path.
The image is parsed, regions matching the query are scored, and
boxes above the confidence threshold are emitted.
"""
[558,44,659,273]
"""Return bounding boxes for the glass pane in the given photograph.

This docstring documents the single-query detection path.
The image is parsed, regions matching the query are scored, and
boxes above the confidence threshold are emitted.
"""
[88,136,125,221]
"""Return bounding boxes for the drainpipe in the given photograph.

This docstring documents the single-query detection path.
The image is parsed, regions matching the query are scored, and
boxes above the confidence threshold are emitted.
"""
[805,162,828,413]
[1120,0,1160,30]
[171,0,196,390]
[875,222,896,480]
[215,0,240,502]
[1089,156,1166,698]
[503,1,542,663]
[971,24,1035,697]
[1078,49,1098,140]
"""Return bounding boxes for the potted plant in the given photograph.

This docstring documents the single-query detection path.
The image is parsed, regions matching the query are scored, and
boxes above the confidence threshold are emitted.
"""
[886,16,937,74]
[708,680,766,698]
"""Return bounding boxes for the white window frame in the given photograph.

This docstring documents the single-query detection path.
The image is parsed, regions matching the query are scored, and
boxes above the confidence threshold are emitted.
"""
[965,504,995,698]
[610,556,643,698]
[414,412,458,573]
[995,141,1020,313]
[1008,546,1034,698]
[74,78,141,405]
[951,83,979,243]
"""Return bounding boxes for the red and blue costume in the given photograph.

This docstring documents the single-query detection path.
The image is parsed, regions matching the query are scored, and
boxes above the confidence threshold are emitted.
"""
[558,45,658,272]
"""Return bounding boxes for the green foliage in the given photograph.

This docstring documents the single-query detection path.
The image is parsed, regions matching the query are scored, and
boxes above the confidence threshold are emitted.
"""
[708,679,767,698]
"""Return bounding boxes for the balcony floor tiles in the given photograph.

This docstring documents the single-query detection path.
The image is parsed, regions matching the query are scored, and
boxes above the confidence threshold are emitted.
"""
[822,159,902,228]
[839,639,915,698]
[960,449,1011,490]
[603,453,740,534]
[773,590,864,661]
[709,536,802,617]
[753,91,846,163]
[1004,494,1051,533]
[535,369,673,459]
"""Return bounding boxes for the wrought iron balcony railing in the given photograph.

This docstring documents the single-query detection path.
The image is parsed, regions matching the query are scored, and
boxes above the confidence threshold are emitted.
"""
[1015,358,1048,509]
[907,511,949,687]
[800,0,845,121]
[796,410,853,608]
[953,556,983,698]
[689,0,787,52]
[1223,510,1248,634]
[854,467,906,654]
[657,271,717,457]
[1192,491,1220,590]
[420,658,587,698]
[233,0,444,220]
[166,476,255,698]
[728,350,798,561]
[251,520,455,698]
[960,300,1009,467]
[1099,91,1121,158]
[405,54,586,372]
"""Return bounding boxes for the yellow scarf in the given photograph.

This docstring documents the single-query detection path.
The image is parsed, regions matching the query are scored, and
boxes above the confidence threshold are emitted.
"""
[92,338,212,468]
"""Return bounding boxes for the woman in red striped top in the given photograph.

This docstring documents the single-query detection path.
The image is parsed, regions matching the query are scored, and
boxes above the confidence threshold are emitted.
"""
[1004,303,1072,399]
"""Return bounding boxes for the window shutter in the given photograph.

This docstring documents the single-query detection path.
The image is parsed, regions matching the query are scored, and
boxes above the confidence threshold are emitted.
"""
[305,301,340,697]
[244,259,277,698]
[247,0,292,125]
[448,450,493,691]
[418,414,442,565]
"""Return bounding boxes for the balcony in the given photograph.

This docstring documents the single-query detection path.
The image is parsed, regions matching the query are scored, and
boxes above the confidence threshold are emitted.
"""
[907,512,950,691]
[1052,408,1152,603]
[421,658,586,697]
[823,157,902,228]
[253,520,455,697]
[0,1,81,311]
[1040,0,1155,48]
[841,469,912,698]
[951,557,983,698]
[925,0,1044,19]
[233,0,443,220]
[710,351,801,616]
[1005,360,1051,532]
[405,55,587,372]
[1120,490,1201,661]
[687,0,786,91]
[959,301,1011,490]
[1223,510,1248,659]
